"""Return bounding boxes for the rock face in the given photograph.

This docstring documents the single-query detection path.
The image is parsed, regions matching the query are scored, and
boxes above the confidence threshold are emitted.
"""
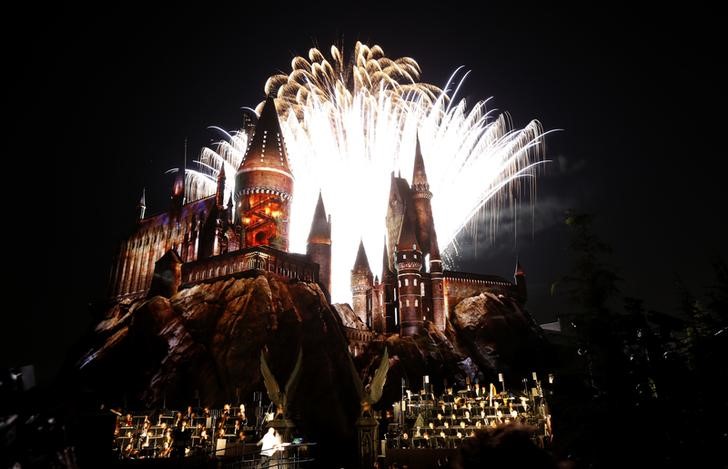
[451,292,550,376]
[355,292,549,407]
[76,271,548,464]
[77,272,360,465]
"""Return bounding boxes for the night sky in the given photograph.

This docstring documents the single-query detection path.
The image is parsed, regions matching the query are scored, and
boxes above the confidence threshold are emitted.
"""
[9,5,724,384]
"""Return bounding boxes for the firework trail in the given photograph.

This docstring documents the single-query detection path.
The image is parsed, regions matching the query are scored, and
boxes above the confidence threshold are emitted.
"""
[184,42,547,302]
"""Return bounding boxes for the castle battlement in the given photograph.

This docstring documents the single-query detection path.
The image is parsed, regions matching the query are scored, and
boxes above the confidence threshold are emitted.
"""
[182,245,319,286]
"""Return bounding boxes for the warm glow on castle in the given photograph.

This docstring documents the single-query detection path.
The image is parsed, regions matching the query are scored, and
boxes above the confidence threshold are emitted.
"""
[109,43,540,338]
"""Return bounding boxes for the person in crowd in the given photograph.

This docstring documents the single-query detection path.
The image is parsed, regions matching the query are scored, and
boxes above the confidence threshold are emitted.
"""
[455,423,558,469]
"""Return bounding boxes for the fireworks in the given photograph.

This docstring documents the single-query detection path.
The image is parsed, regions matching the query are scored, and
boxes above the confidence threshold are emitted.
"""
[184,42,547,303]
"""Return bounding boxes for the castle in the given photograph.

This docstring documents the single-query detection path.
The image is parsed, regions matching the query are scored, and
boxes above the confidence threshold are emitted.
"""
[109,96,527,342]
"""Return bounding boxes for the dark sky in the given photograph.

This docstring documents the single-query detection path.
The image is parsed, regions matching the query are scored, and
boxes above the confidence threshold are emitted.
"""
[9,5,724,384]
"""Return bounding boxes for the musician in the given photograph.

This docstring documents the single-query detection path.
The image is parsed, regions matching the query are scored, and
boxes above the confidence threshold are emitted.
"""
[257,427,282,468]
[237,404,248,426]
[158,428,173,458]
[171,419,190,458]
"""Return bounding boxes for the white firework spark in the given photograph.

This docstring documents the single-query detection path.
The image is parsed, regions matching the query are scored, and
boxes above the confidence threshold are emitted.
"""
[185,42,548,303]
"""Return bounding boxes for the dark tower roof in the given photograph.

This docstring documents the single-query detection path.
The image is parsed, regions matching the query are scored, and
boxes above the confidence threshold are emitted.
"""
[238,96,292,178]
[398,215,420,252]
[412,135,430,192]
[308,191,331,244]
[353,239,372,274]
[382,237,392,277]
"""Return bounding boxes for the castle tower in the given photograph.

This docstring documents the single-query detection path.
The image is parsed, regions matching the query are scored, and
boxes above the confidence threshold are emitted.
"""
[235,96,294,251]
[137,188,146,221]
[396,218,424,336]
[514,258,527,304]
[307,191,332,296]
[381,238,397,333]
[215,164,226,208]
[198,165,230,259]
[351,239,373,326]
[411,137,446,330]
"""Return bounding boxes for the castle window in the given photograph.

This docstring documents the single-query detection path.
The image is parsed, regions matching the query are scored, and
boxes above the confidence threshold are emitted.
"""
[414,278,418,286]
[421,282,426,296]
[405,279,409,287]
[415,299,419,307]
[398,280,401,287]
[406,299,410,307]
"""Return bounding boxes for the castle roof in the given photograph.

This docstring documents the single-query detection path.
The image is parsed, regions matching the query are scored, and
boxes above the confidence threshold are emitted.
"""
[307,191,331,244]
[237,96,292,178]
[382,237,393,277]
[353,239,372,274]
[397,213,420,252]
[156,248,183,266]
[412,135,430,192]
[134,195,216,237]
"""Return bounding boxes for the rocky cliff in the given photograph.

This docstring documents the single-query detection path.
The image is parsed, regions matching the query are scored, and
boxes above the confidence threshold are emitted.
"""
[354,291,550,407]
[77,272,360,464]
[76,272,548,464]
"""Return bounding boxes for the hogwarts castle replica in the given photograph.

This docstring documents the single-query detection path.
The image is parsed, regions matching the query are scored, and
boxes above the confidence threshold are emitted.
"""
[78,95,548,467]
[108,96,528,346]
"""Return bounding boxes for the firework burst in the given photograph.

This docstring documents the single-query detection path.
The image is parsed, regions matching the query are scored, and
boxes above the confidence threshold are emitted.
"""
[184,42,548,303]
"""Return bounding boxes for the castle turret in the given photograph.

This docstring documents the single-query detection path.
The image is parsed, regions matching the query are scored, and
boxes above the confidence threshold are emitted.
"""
[411,137,446,330]
[514,258,527,304]
[377,237,396,333]
[215,164,226,208]
[351,239,373,326]
[235,96,294,251]
[137,188,146,221]
[226,194,234,222]
[198,163,230,259]
[396,218,423,336]
[307,191,332,296]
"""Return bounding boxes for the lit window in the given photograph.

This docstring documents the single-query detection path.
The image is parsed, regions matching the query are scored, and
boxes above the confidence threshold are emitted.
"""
[405,279,409,286]
[415,299,419,307]
[403,254,407,259]
[406,299,410,307]
[414,279,418,286]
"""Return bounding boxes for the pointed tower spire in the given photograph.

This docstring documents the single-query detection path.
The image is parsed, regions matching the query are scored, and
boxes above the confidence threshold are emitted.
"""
[237,96,292,176]
[137,188,146,220]
[307,191,331,244]
[412,135,430,193]
[382,236,392,278]
[307,191,332,296]
[351,239,373,326]
[397,215,419,252]
[353,239,372,274]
